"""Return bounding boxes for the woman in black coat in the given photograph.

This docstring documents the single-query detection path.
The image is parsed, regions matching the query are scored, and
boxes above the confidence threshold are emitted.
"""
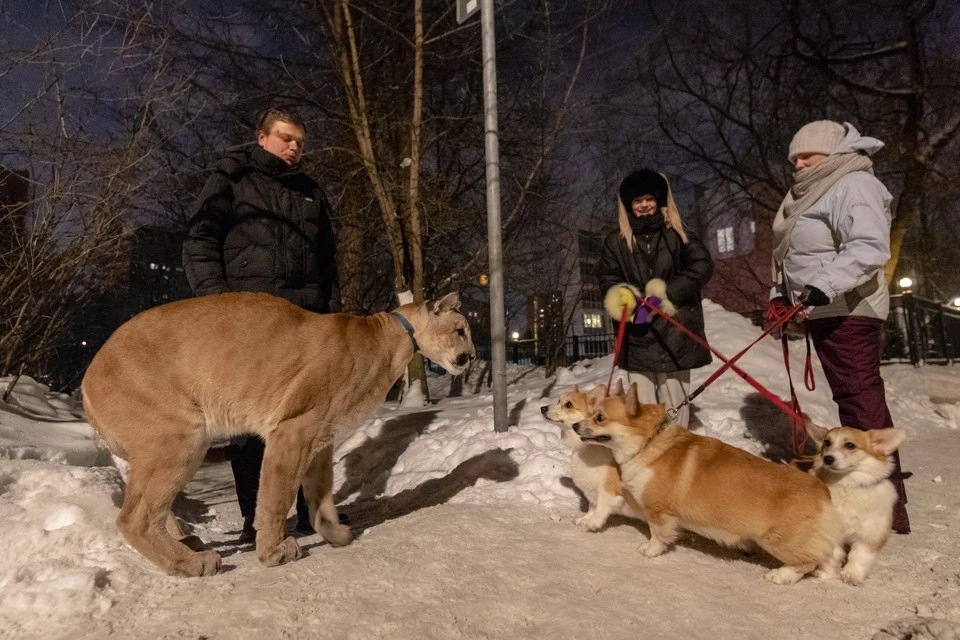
[598,169,714,427]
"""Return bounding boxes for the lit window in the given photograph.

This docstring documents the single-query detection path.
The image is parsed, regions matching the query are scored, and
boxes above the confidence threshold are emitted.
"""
[583,313,603,329]
[717,227,735,253]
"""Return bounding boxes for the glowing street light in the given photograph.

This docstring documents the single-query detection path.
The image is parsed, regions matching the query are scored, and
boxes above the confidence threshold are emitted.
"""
[511,331,520,341]
[952,297,960,308]
[898,276,913,290]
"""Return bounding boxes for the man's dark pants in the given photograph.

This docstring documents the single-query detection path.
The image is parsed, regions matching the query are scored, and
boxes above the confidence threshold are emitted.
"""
[231,436,311,530]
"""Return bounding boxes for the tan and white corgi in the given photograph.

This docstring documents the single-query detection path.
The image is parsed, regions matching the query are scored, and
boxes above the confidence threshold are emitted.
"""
[573,382,844,585]
[540,383,643,531]
[807,423,906,585]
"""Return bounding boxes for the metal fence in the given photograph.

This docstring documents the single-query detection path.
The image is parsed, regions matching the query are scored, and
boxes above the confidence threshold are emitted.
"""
[883,293,960,365]
[463,293,960,371]
[472,333,616,367]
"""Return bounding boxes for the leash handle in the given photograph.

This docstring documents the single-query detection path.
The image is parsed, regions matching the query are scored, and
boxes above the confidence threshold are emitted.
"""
[779,308,815,454]
[781,329,810,455]
[803,321,816,392]
[606,304,630,396]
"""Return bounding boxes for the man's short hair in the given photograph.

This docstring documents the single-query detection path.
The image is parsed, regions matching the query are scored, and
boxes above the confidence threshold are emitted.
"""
[257,107,306,135]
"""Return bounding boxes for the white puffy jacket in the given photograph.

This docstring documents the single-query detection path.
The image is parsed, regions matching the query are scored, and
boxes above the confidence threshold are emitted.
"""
[774,170,893,320]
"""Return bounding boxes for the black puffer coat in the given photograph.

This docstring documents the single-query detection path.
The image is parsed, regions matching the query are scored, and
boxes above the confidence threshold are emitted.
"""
[182,146,336,312]
[597,225,713,373]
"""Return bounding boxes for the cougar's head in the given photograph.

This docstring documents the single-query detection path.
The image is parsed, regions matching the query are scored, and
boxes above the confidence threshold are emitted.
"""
[410,293,476,376]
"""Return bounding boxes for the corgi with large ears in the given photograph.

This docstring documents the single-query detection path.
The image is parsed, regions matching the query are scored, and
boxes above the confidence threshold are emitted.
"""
[540,381,643,531]
[807,422,907,585]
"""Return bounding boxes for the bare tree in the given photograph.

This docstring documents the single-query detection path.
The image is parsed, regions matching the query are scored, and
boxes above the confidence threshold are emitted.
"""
[0,1,207,383]
[785,0,960,285]
[314,0,609,396]
[594,0,959,302]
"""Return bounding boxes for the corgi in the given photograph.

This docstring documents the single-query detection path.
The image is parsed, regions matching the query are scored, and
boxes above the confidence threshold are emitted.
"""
[540,383,643,531]
[572,382,844,585]
[807,423,907,585]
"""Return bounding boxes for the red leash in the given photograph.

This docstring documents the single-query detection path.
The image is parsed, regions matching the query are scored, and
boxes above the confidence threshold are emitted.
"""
[606,305,630,396]
[768,301,817,453]
[676,303,804,413]
[781,322,817,453]
[635,297,813,455]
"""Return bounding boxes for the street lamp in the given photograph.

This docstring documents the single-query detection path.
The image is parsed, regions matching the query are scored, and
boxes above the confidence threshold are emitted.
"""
[511,331,519,341]
[952,297,960,308]
[898,276,913,290]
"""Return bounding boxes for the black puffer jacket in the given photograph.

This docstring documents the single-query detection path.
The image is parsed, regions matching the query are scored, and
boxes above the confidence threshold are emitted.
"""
[597,225,713,372]
[182,146,336,312]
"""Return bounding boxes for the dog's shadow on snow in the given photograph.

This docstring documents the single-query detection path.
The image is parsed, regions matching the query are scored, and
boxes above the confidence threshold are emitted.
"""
[671,534,780,569]
[559,478,780,570]
[739,392,799,463]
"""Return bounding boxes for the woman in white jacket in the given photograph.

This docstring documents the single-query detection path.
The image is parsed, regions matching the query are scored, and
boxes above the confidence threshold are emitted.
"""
[769,120,911,534]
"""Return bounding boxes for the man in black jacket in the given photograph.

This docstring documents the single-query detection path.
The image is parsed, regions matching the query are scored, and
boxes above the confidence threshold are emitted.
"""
[182,107,336,541]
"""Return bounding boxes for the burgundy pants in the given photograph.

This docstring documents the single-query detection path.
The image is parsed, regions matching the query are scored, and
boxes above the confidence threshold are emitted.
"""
[808,315,910,533]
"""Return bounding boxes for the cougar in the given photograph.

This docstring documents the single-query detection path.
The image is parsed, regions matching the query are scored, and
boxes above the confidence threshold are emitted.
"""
[81,291,475,577]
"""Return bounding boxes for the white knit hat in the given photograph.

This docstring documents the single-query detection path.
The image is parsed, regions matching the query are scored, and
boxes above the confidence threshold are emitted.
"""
[788,120,846,162]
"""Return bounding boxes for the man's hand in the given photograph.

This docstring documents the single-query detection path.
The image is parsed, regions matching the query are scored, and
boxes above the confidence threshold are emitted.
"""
[798,285,830,307]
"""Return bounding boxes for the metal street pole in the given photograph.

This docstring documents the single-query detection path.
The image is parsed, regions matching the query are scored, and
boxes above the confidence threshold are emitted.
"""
[480,0,508,432]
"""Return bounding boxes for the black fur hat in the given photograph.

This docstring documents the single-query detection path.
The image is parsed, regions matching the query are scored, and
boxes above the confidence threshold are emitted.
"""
[619,169,668,210]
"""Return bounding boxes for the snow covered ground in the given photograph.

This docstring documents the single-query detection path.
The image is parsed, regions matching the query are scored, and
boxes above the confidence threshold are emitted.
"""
[2,300,959,639]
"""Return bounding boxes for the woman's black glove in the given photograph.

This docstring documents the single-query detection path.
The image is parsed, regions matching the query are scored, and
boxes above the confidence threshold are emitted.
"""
[799,285,830,307]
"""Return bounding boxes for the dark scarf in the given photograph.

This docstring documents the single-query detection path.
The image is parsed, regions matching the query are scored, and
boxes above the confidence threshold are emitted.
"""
[250,145,301,178]
[628,213,665,236]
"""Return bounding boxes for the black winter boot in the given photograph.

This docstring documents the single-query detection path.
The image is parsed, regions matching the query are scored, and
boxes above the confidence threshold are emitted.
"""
[239,515,256,543]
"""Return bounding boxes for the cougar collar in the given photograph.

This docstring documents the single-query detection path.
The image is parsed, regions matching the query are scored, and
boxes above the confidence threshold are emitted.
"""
[389,311,420,353]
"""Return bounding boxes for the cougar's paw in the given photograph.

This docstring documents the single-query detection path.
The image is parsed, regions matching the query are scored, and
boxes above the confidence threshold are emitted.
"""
[258,536,303,567]
[763,567,803,585]
[171,550,222,577]
[179,535,207,552]
[319,521,354,547]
